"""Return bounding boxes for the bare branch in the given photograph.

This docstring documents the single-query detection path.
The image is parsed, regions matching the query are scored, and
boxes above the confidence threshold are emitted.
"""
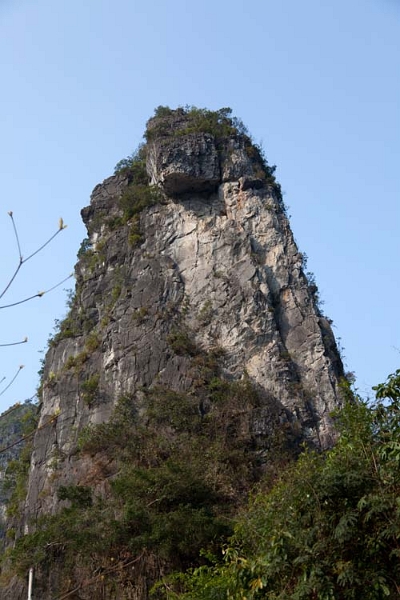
[45,273,74,295]
[23,226,66,264]
[0,213,67,301]
[53,554,145,600]
[8,211,22,261]
[0,274,74,309]
[0,292,45,310]
[0,365,24,397]
[0,337,28,348]
[0,407,62,454]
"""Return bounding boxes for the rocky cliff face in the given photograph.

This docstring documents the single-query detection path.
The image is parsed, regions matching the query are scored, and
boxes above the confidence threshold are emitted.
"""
[0,402,37,540]
[2,108,345,599]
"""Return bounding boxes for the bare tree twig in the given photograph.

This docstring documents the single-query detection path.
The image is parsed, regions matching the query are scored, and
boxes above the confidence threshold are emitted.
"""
[53,554,145,600]
[0,408,64,454]
[0,337,28,347]
[0,365,24,397]
[0,212,67,301]
[0,274,73,309]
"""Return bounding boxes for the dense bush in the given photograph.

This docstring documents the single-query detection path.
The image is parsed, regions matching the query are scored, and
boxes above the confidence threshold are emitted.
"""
[160,371,400,600]
[1,405,38,522]
[4,351,288,592]
[119,183,161,222]
[146,106,246,141]
[110,143,162,245]
[114,143,148,180]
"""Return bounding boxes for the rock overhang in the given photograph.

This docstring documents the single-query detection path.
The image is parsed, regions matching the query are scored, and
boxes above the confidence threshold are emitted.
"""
[147,132,221,196]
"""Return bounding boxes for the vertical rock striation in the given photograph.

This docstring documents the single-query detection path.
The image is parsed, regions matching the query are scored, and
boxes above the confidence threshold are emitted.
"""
[3,107,345,599]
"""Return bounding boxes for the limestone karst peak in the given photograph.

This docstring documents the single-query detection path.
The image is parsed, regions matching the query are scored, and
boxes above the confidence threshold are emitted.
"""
[1,106,345,600]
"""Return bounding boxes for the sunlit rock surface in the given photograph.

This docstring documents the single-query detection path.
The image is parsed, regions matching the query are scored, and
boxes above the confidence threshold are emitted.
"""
[4,109,345,599]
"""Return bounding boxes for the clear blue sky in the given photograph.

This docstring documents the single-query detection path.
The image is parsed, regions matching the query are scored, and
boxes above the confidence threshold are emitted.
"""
[0,0,399,413]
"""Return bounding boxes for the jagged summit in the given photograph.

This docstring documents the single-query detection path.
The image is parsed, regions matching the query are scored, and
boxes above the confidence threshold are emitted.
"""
[2,107,345,599]
[144,106,280,196]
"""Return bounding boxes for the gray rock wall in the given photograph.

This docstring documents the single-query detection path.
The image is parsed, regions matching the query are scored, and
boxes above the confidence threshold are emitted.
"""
[5,109,345,599]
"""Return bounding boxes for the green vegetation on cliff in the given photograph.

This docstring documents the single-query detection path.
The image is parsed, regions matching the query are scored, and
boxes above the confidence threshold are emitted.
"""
[6,371,400,598]
[158,372,400,600]
[116,106,282,201]
[0,401,38,544]
[1,346,299,594]
[1,108,394,598]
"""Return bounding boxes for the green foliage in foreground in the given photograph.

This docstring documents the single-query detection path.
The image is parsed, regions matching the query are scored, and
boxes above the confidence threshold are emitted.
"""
[4,351,295,593]
[6,354,400,597]
[159,371,400,600]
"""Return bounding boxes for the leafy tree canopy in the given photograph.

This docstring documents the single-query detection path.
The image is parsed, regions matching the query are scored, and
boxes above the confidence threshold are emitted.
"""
[160,371,400,600]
